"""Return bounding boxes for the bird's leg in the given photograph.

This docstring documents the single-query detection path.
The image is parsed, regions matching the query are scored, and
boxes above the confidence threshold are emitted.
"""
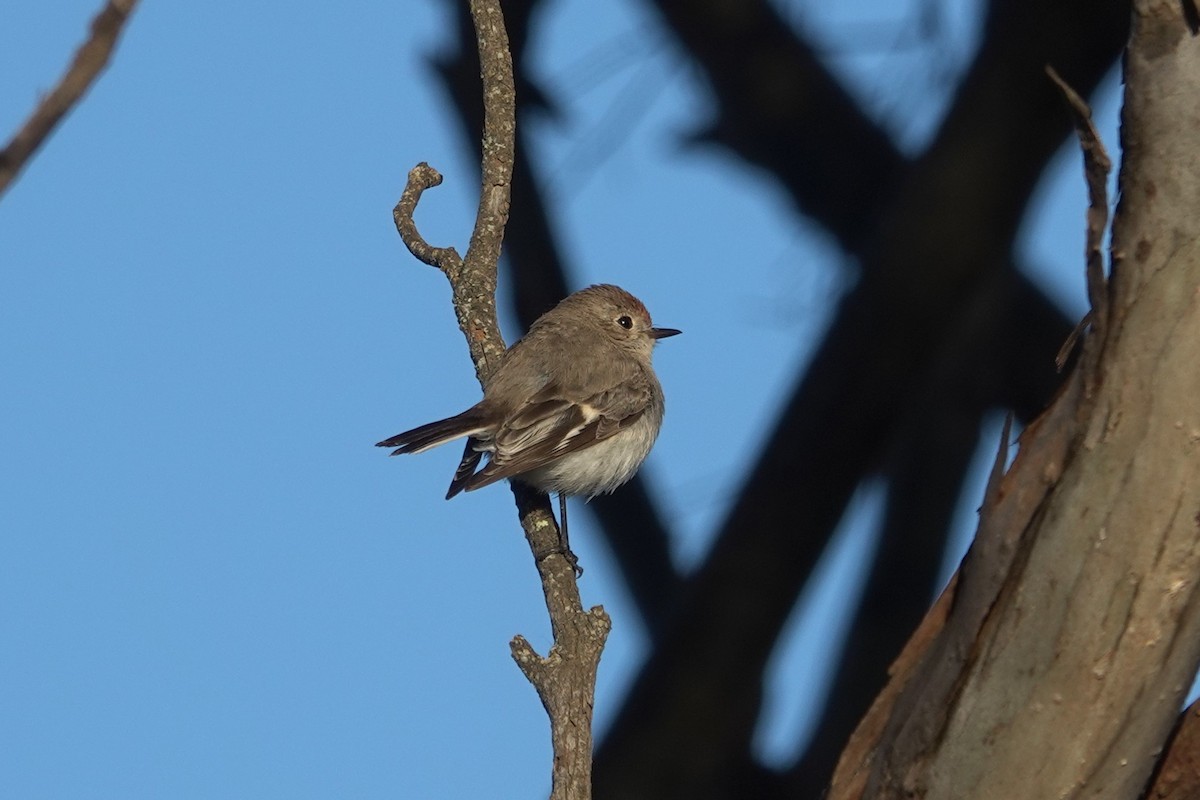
[557,493,582,577]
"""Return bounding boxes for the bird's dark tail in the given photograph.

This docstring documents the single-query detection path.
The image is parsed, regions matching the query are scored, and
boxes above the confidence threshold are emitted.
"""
[445,440,484,500]
[375,409,487,456]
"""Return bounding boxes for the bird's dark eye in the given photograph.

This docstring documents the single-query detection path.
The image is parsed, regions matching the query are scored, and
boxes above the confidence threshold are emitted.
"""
[617,315,634,329]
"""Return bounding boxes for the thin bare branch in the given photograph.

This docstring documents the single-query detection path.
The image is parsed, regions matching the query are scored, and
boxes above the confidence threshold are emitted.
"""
[390,1,609,796]
[0,0,140,199]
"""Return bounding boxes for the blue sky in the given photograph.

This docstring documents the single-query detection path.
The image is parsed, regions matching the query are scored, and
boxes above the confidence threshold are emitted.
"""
[1,1,1118,797]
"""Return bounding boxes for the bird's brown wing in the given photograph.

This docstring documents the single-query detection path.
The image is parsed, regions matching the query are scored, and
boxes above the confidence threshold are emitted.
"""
[458,381,649,493]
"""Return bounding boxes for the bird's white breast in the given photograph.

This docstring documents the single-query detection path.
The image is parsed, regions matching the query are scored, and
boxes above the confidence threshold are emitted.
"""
[522,412,660,497]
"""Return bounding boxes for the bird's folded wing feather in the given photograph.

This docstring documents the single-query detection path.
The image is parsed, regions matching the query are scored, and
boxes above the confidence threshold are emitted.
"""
[461,380,650,491]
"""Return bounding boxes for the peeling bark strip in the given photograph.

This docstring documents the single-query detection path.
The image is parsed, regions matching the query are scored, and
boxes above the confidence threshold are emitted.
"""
[1048,65,1113,373]
[389,2,609,797]
[830,2,1200,798]
[1045,66,1114,343]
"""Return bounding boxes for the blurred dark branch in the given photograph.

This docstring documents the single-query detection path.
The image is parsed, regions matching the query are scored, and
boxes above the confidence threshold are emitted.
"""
[435,0,681,633]
[595,0,1129,796]
[784,266,1015,796]
[787,232,1080,799]
[0,0,140,200]
[656,0,902,246]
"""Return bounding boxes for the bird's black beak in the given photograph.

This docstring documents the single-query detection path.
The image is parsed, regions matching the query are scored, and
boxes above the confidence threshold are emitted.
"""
[651,327,682,340]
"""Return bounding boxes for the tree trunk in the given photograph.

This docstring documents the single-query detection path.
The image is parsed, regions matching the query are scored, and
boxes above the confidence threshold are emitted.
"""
[830,2,1200,798]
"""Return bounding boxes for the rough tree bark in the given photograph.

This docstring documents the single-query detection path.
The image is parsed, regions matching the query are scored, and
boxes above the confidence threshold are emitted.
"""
[830,2,1200,797]
[391,2,607,798]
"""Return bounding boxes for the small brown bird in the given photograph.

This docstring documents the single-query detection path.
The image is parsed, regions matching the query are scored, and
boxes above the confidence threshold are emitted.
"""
[377,284,679,558]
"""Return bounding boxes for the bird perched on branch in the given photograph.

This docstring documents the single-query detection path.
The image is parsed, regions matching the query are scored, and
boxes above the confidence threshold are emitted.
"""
[377,284,679,568]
